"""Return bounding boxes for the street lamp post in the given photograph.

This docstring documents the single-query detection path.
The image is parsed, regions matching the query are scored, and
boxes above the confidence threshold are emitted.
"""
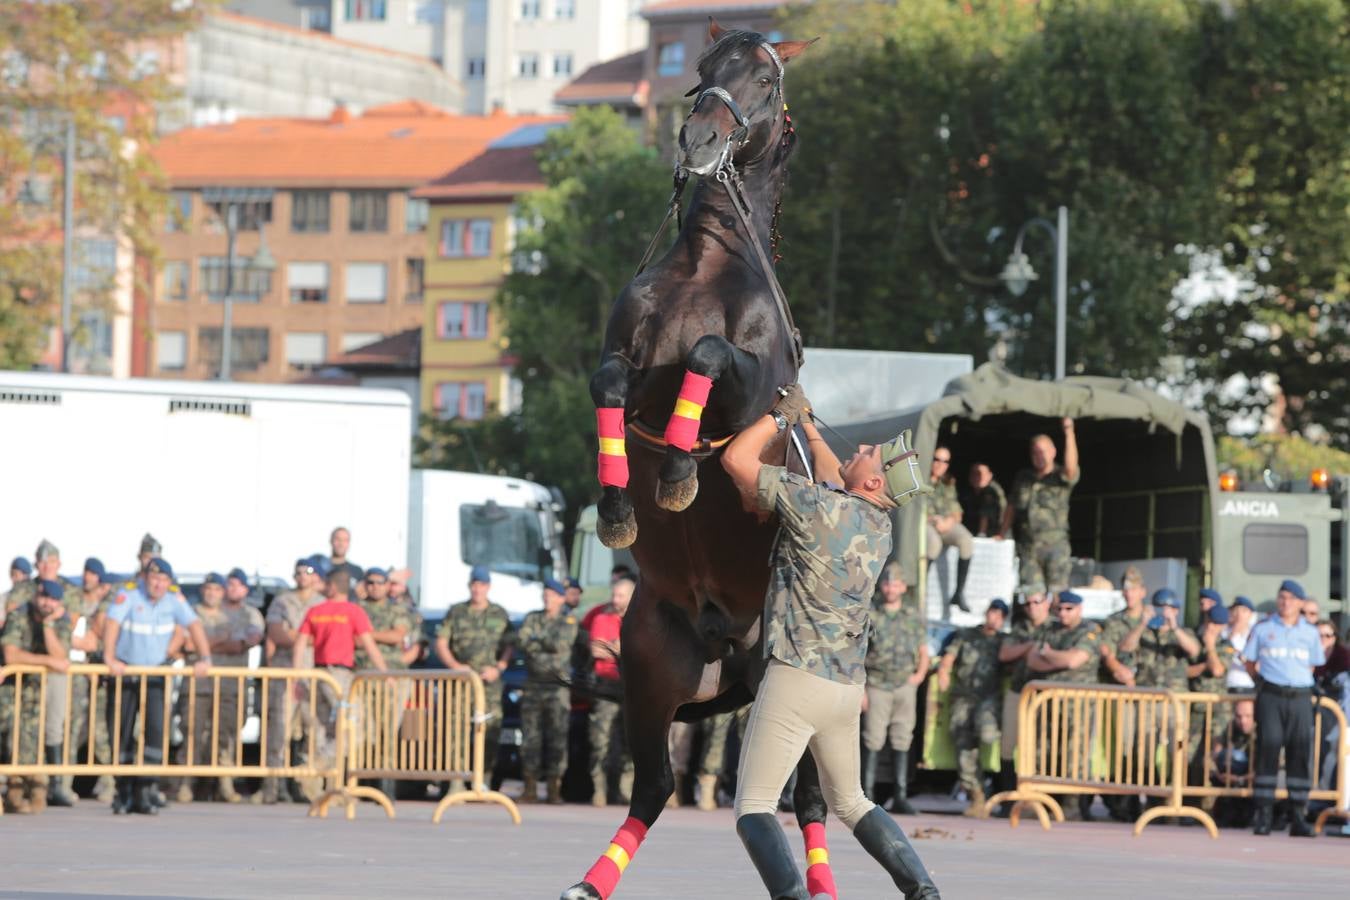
[999,205,1069,381]
[59,117,75,374]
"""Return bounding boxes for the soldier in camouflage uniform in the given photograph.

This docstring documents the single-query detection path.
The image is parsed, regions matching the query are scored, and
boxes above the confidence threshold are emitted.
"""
[434,566,514,787]
[355,568,408,670]
[0,579,73,814]
[1003,420,1079,593]
[721,393,939,900]
[517,578,577,804]
[1135,588,1200,784]
[926,446,974,612]
[937,599,1008,817]
[68,558,115,802]
[1186,603,1237,806]
[1094,567,1151,820]
[994,586,1053,812]
[966,462,1007,537]
[863,563,929,815]
[215,570,264,796]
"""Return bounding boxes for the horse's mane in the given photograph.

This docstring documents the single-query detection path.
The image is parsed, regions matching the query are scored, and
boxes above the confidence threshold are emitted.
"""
[695,29,768,82]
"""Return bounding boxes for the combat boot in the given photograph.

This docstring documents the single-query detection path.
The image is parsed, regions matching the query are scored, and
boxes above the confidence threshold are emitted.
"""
[110,778,134,815]
[697,773,719,811]
[950,558,972,613]
[1253,803,1273,836]
[94,775,116,803]
[546,776,564,805]
[852,806,941,899]
[176,782,194,804]
[26,777,48,814]
[736,813,811,900]
[889,750,918,815]
[961,782,987,818]
[519,775,539,804]
[133,778,160,815]
[1289,805,1314,838]
[44,746,76,807]
[217,778,242,804]
[253,777,279,805]
[591,772,607,807]
[3,781,31,814]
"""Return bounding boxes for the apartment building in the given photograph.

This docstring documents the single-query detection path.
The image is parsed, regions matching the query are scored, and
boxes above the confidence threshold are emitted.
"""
[142,101,556,383]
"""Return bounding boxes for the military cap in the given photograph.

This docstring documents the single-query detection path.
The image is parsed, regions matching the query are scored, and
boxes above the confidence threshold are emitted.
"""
[1020,581,1047,600]
[364,567,388,581]
[1120,566,1145,589]
[1278,579,1306,600]
[145,557,175,581]
[879,562,904,584]
[988,598,1010,616]
[1199,587,1223,606]
[1207,604,1230,625]
[10,557,32,576]
[543,577,565,595]
[36,578,65,599]
[565,577,582,591]
[84,557,106,578]
[35,539,59,562]
[469,565,491,585]
[140,533,162,555]
[1057,590,1084,606]
[204,572,225,587]
[879,429,929,508]
[1152,588,1180,608]
[1231,595,1255,611]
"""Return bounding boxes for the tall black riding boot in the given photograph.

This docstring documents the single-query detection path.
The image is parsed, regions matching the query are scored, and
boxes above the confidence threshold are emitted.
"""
[44,745,77,807]
[862,748,878,802]
[852,806,941,899]
[950,558,972,612]
[1252,803,1273,836]
[133,778,159,816]
[736,813,811,900]
[890,750,917,815]
[111,778,134,815]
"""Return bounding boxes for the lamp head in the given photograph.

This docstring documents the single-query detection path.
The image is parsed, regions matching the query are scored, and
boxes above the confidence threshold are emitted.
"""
[1000,251,1038,297]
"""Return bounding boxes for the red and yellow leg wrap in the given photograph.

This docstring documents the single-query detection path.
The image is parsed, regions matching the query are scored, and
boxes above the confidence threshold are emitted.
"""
[596,407,629,489]
[582,816,649,899]
[803,822,838,900]
[663,370,713,452]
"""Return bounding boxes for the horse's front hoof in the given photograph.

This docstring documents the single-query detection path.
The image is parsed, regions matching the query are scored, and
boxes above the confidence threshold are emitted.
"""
[560,883,602,900]
[655,473,698,512]
[598,510,638,549]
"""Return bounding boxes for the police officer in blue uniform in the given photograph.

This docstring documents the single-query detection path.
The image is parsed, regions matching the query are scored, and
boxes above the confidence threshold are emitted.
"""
[1241,578,1326,836]
[103,558,212,815]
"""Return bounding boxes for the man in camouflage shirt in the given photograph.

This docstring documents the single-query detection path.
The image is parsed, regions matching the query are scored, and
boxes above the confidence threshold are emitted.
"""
[1003,420,1080,593]
[994,586,1053,812]
[863,563,930,814]
[0,578,72,814]
[1187,603,1237,799]
[926,446,974,612]
[937,598,1008,816]
[966,462,1007,537]
[434,566,514,786]
[354,568,408,670]
[1135,588,1200,784]
[1098,567,1149,687]
[517,578,577,804]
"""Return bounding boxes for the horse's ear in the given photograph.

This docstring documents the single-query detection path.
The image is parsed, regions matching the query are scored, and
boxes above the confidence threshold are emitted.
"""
[771,37,819,62]
[708,16,726,42]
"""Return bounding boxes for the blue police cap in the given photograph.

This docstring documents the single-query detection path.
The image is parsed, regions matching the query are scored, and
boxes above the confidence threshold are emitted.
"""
[1152,588,1180,608]
[1198,587,1223,606]
[99,570,120,585]
[565,577,582,591]
[146,557,175,581]
[11,557,32,576]
[1057,591,1083,606]
[37,579,65,599]
[307,555,332,578]
[365,567,388,581]
[469,565,491,585]
[84,557,106,578]
[226,567,249,585]
[1231,595,1255,610]
[1278,579,1306,600]
[543,577,565,595]
[1207,604,1230,625]
[988,598,1009,616]
[204,572,225,587]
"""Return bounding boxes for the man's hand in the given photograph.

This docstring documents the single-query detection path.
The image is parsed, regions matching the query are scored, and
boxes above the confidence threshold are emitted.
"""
[44,603,67,624]
[107,659,126,677]
[1161,606,1179,629]
[47,655,70,674]
[772,383,811,425]
[1204,627,1218,650]
[1114,666,1136,687]
[479,666,500,684]
[1062,417,1074,433]
[907,670,926,687]
[193,659,210,679]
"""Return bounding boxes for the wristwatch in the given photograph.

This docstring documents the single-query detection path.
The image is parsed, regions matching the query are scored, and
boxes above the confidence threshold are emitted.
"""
[772,412,789,432]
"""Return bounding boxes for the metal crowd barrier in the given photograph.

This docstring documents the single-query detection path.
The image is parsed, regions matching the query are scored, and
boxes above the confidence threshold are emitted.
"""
[0,663,346,815]
[307,669,520,825]
[986,681,1350,837]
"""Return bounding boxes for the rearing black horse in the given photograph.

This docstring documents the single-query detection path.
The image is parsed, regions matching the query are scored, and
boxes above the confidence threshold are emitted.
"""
[562,21,834,900]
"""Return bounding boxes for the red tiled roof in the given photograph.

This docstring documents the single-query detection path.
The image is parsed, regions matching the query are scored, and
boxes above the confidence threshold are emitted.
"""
[642,0,787,18]
[328,327,421,368]
[555,51,648,106]
[414,145,545,201]
[153,105,565,188]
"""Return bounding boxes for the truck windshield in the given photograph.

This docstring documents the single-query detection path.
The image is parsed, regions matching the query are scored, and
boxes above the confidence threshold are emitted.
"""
[461,502,545,581]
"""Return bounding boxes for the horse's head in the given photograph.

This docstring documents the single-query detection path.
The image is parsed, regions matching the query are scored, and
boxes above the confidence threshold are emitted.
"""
[676,18,816,178]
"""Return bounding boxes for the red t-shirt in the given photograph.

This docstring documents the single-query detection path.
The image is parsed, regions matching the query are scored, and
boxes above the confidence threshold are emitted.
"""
[299,600,373,668]
[585,605,623,682]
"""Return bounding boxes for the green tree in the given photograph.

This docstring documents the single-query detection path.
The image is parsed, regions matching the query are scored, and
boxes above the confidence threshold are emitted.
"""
[0,0,205,370]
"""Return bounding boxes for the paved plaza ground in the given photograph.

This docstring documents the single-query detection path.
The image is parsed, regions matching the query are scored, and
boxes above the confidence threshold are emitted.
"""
[2,796,1347,899]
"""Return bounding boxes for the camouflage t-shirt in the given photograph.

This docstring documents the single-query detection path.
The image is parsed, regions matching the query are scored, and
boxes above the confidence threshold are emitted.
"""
[756,465,893,686]
[519,608,580,684]
[1099,607,1147,674]
[947,625,1004,699]
[865,606,927,689]
[266,589,323,668]
[972,480,1007,535]
[1137,625,1198,691]
[1,600,74,664]
[1189,638,1238,696]
[436,601,514,672]
[355,599,408,669]
[1039,620,1101,684]
[1011,465,1079,545]
[930,477,961,519]
[1006,617,1051,692]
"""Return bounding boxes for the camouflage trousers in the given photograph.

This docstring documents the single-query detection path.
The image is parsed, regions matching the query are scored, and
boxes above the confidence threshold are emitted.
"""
[265,677,319,770]
[0,684,44,765]
[668,712,737,778]
[67,675,112,766]
[588,697,631,780]
[520,684,569,780]
[1017,537,1072,593]
[949,694,1000,791]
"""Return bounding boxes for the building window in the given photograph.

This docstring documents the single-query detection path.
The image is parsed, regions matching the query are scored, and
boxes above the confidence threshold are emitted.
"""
[410,0,444,24]
[554,0,575,19]
[71,309,113,375]
[291,191,330,233]
[285,332,328,370]
[74,238,117,291]
[198,326,270,373]
[405,257,424,303]
[466,0,487,25]
[467,57,486,79]
[435,381,487,420]
[437,301,489,340]
[165,190,192,232]
[343,332,381,352]
[349,191,388,232]
[288,262,330,303]
[404,196,429,232]
[345,0,386,21]
[199,257,272,302]
[516,53,539,78]
[163,260,189,301]
[439,218,493,258]
[156,331,186,371]
[345,262,387,303]
[303,4,332,31]
[553,52,573,77]
[208,199,271,231]
[658,41,685,77]
[519,0,540,20]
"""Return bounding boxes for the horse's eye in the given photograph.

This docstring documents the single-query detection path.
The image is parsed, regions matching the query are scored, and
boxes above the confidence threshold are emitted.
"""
[758,77,772,88]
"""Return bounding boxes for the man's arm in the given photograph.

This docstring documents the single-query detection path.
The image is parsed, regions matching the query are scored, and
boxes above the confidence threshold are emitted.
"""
[935,649,957,692]
[357,632,388,672]
[801,419,841,485]
[1172,627,1201,660]
[1062,418,1079,482]
[103,617,125,675]
[1000,483,1016,538]
[908,643,930,686]
[999,637,1033,663]
[369,622,408,645]
[292,633,310,669]
[722,413,781,514]
[267,619,297,650]
[1118,618,1148,654]
[186,620,212,676]
[434,635,465,670]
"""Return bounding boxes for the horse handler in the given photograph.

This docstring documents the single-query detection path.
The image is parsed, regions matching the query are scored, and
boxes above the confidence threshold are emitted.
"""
[721,385,940,900]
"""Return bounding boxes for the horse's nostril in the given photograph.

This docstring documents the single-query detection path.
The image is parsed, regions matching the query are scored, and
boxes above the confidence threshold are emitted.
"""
[704,131,719,147]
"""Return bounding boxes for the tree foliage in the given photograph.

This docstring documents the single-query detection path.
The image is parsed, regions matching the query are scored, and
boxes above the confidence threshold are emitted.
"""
[0,0,204,370]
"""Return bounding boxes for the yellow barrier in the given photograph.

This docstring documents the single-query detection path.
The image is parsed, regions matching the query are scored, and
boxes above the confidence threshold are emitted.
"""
[0,663,346,815]
[307,669,520,825]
